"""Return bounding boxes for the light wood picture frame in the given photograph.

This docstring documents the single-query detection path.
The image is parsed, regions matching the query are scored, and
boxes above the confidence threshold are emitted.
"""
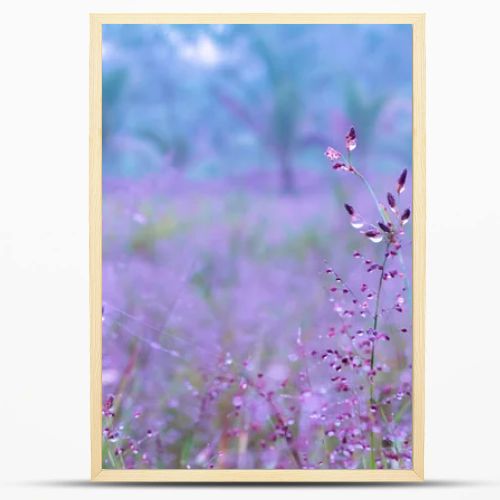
[90,13,425,482]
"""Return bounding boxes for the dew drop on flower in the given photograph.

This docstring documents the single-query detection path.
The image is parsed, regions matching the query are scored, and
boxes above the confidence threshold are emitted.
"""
[365,230,383,243]
[350,215,364,229]
[345,127,357,151]
[387,192,396,211]
[401,208,411,225]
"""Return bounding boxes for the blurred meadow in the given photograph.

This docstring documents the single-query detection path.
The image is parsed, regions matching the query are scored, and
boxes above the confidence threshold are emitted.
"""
[102,24,413,470]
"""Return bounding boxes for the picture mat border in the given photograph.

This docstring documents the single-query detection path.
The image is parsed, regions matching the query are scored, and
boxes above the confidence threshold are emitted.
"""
[89,12,425,483]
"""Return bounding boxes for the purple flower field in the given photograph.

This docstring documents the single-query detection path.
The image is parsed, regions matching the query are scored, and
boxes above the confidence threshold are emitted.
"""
[102,24,413,470]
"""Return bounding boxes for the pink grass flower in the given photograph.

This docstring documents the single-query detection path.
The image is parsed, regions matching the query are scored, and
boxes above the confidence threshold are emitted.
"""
[345,127,357,151]
[397,169,408,194]
[325,146,342,161]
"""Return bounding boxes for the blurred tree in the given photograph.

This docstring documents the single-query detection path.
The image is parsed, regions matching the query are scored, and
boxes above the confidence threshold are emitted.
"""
[102,24,412,181]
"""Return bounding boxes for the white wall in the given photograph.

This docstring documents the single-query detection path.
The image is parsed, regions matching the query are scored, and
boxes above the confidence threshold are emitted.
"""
[1,1,499,499]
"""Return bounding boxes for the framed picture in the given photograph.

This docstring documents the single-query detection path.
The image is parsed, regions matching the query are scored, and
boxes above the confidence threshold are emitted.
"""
[90,13,425,482]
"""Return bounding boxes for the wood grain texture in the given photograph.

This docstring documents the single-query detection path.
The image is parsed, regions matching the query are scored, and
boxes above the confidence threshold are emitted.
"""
[90,13,425,24]
[411,14,426,481]
[89,12,425,482]
[93,469,422,482]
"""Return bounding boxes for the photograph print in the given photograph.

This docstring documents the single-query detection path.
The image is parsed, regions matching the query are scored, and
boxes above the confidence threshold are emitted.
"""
[98,21,418,471]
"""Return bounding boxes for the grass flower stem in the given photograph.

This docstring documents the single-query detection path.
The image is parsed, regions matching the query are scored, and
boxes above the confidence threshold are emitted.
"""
[353,169,389,224]
[347,159,411,299]
[368,240,391,468]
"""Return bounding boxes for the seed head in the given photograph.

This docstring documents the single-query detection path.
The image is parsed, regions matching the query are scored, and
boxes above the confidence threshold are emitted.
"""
[401,208,411,225]
[345,127,357,151]
[378,222,391,233]
[387,192,396,211]
[344,203,355,216]
[397,169,408,195]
